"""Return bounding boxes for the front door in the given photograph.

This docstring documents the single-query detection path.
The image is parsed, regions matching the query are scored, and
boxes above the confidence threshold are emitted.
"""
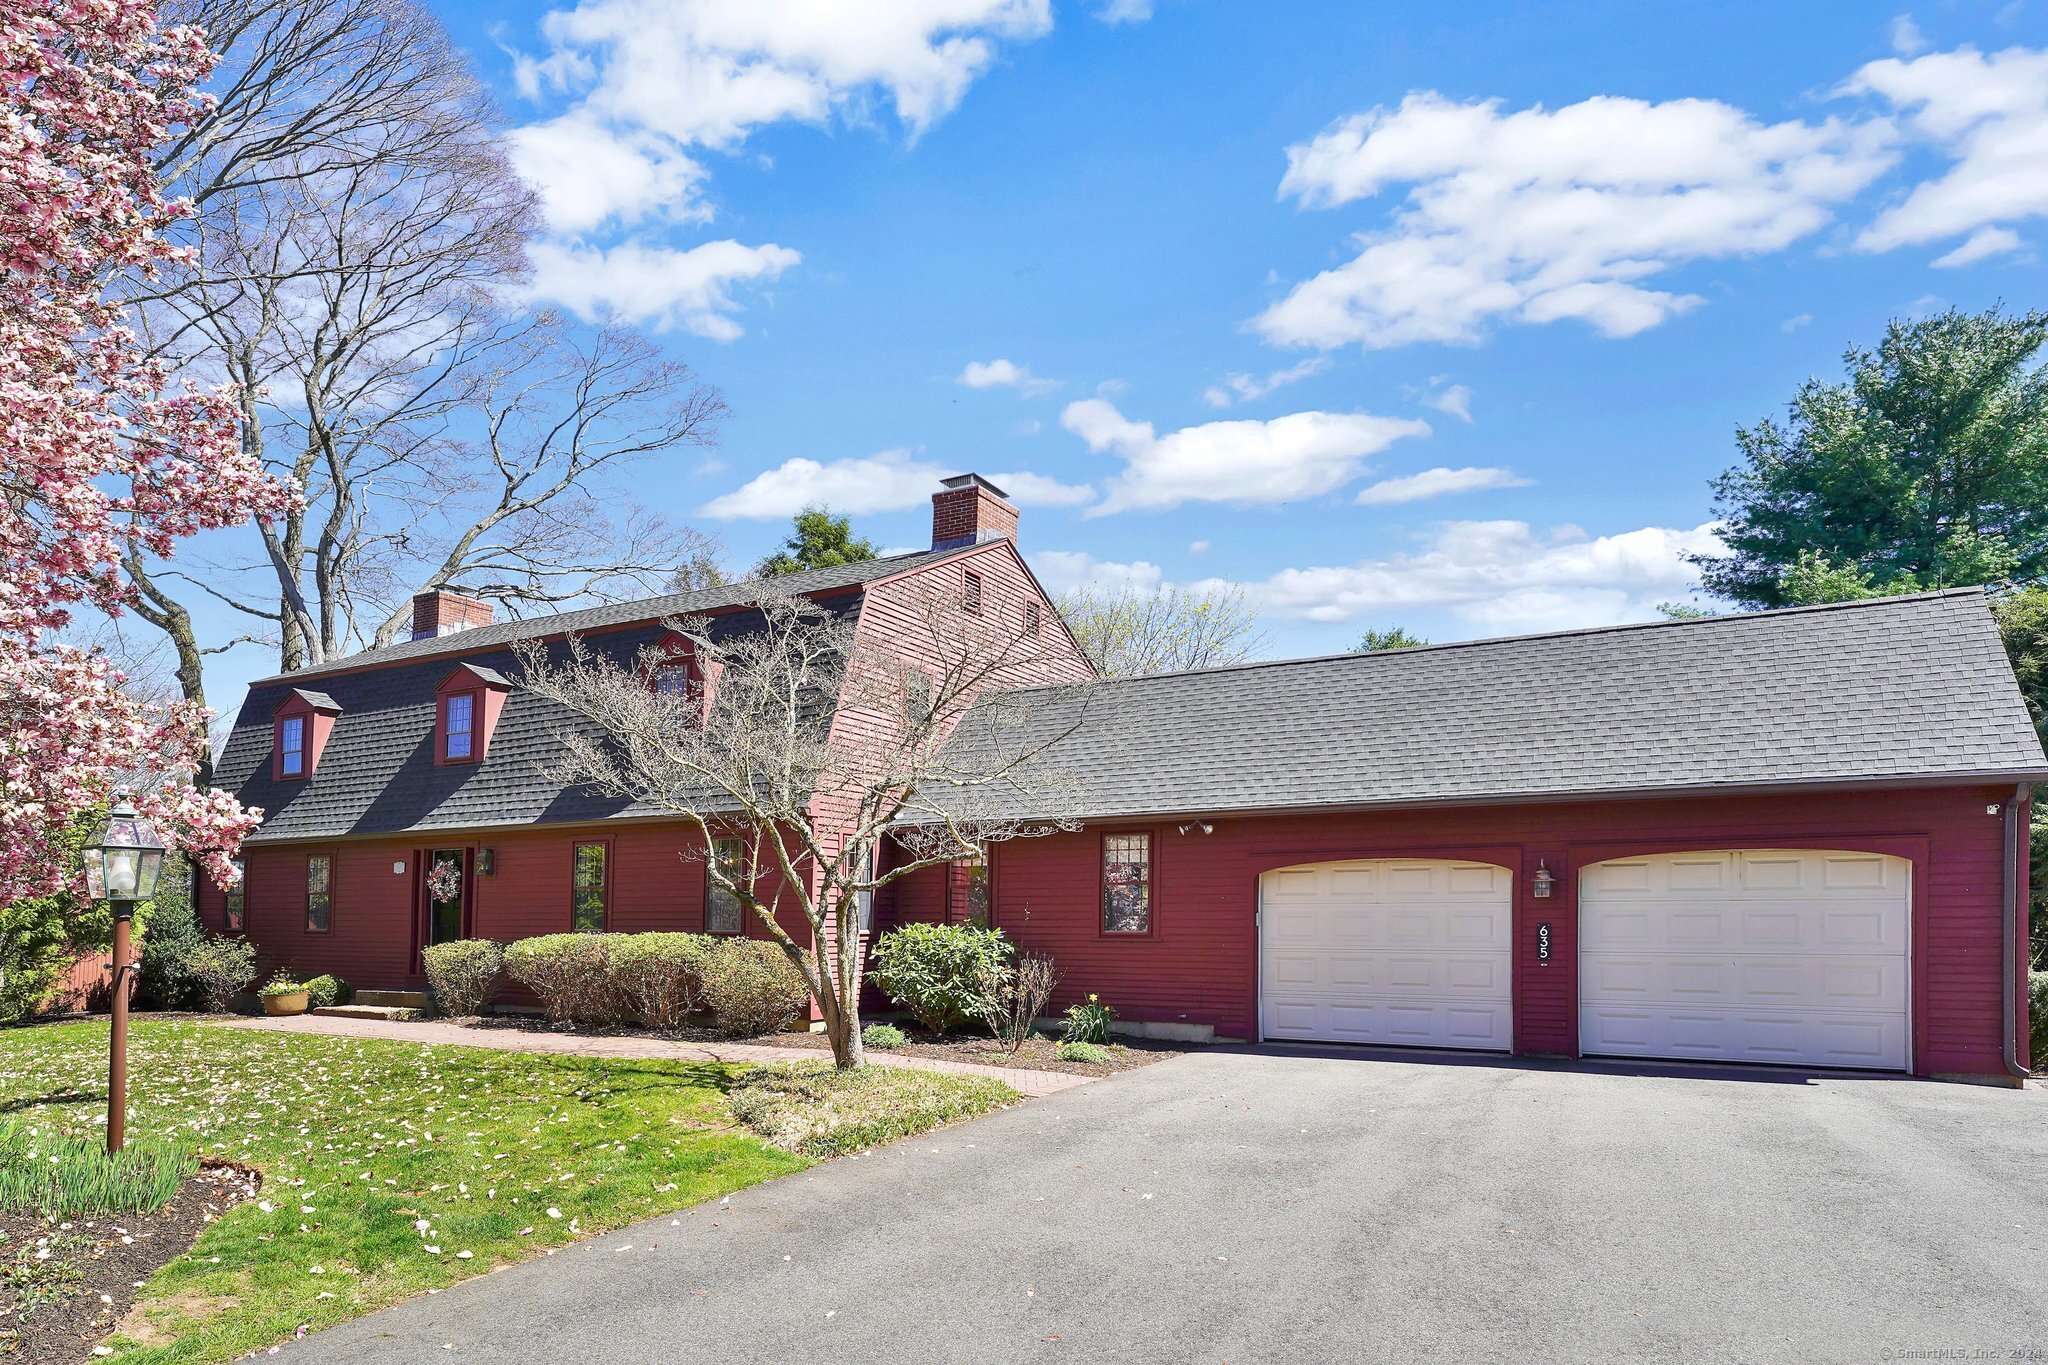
[425,848,468,950]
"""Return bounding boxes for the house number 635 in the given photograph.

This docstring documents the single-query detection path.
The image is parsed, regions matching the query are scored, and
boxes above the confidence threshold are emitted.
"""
[1537,922,1552,963]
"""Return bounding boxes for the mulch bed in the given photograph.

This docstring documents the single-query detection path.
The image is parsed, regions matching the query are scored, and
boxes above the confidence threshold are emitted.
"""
[745,1028,1186,1076]
[0,1161,259,1363]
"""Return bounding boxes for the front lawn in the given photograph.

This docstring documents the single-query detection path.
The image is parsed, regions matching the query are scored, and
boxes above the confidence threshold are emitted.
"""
[0,1021,1007,1363]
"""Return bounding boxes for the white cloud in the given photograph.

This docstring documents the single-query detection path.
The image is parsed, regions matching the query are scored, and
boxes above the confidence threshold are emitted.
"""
[1258,91,1895,350]
[1062,398,1431,515]
[509,113,710,234]
[1418,380,1473,423]
[1032,550,1163,596]
[1780,312,1814,332]
[1931,225,2026,267]
[958,358,1058,395]
[1219,520,1725,631]
[1848,45,2048,254]
[701,450,1090,518]
[525,238,800,339]
[1355,465,1530,505]
[1202,356,1330,408]
[1890,14,1927,56]
[511,0,1053,325]
[1095,0,1154,22]
[1188,539,1210,555]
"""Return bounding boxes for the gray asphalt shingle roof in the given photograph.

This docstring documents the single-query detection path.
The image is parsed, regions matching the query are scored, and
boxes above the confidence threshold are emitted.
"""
[929,587,2048,823]
[250,547,973,684]
[217,555,939,843]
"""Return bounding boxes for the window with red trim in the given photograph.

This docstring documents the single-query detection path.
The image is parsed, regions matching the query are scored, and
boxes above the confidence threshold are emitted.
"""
[224,860,245,933]
[306,854,332,933]
[572,842,607,932]
[1101,833,1150,934]
[279,716,306,777]
[443,692,476,761]
[706,837,744,934]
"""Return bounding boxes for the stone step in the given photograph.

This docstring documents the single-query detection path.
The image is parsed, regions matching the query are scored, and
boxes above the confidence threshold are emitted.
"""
[313,1004,419,1021]
[354,990,431,1009]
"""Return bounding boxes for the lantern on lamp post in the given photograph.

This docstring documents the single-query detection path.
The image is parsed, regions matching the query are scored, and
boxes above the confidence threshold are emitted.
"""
[83,793,166,1154]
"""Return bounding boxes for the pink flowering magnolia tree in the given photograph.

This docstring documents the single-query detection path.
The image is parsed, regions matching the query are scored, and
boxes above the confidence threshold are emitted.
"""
[0,0,292,902]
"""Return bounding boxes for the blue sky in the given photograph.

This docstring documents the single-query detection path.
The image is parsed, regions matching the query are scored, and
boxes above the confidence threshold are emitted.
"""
[188,0,2048,702]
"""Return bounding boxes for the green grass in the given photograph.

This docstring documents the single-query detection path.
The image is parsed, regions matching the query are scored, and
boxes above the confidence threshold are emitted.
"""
[0,1022,826,1363]
[0,1121,198,1216]
[726,1061,1017,1157]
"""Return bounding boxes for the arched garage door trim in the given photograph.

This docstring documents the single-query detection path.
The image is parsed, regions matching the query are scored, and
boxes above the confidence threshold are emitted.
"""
[1576,847,1914,1071]
[1257,857,1515,1050]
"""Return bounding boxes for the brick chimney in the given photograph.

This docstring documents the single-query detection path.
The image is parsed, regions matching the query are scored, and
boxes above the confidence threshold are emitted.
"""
[931,473,1018,551]
[410,588,495,641]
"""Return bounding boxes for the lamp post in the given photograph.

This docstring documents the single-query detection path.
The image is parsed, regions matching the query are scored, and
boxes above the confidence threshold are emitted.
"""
[82,793,166,1154]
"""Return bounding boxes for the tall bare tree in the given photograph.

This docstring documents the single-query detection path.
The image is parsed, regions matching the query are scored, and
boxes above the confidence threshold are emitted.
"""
[1055,582,1266,678]
[517,584,1095,1069]
[118,0,727,752]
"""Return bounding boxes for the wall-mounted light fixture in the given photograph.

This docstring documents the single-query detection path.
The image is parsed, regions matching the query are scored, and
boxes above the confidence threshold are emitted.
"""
[1532,859,1555,899]
[1177,821,1214,836]
[478,848,496,876]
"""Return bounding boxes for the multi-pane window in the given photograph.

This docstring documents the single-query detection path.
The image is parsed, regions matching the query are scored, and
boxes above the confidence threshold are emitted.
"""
[572,842,607,932]
[706,837,744,935]
[653,663,692,697]
[279,716,305,777]
[305,854,331,933]
[962,570,984,615]
[949,855,989,926]
[225,860,245,933]
[444,693,475,760]
[1101,833,1151,934]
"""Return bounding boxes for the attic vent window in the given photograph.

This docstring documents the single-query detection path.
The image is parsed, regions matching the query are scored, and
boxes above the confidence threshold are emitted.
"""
[963,569,984,616]
[1023,600,1041,636]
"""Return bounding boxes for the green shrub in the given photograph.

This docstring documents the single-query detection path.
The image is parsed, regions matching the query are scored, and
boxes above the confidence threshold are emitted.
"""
[424,939,507,1018]
[505,934,627,1025]
[861,1022,907,1050]
[867,923,1013,1033]
[136,864,204,1010]
[258,975,306,998]
[1061,993,1115,1044]
[609,933,715,1030]
[727,1062,1015,1156]
[185,937,257,1013]
[2030,971,2048,1073]
[0,1121,197,1217]
[699,939,810,1037]
[1056,1040,1110,1065]
[303,974,352,1009]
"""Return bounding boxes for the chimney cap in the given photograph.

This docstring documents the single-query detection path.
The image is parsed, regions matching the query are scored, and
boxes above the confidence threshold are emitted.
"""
[940,472,1010,500]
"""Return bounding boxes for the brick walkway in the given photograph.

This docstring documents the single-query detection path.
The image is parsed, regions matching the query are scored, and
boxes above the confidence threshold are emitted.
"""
[204,1013,1095,1097]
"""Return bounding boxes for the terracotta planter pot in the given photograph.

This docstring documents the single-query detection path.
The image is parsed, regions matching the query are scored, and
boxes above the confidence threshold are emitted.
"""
[262,991,310,1016]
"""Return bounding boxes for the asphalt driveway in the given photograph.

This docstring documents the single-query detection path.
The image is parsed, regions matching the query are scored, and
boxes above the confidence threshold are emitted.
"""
[288,1047,2048,1364]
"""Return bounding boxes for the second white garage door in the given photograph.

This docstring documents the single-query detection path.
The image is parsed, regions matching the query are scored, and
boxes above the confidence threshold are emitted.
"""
[1260,859,1512,1049]
[1579,849,1911,1070]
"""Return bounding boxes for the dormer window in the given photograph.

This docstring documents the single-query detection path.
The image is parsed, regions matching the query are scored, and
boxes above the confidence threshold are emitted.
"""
[272,687,341,781]
[649,633,721,725]
[653,663,693,697]
[434,662,511,767]
[443,692,475,761]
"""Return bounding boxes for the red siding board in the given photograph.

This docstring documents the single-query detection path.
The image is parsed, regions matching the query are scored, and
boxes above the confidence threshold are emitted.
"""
[880,784,2020,1079]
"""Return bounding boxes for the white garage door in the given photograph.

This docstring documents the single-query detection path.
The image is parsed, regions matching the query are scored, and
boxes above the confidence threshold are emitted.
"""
[1260,859,1512,1049]
[1579,849,1910,1071]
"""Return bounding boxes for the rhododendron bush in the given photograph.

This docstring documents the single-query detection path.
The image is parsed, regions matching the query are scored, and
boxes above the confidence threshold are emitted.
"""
[0,0,290,900]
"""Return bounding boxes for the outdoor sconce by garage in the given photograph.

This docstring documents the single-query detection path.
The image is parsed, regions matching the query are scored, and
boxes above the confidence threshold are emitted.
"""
[1532,859,1555,899]
[478,848,496,875]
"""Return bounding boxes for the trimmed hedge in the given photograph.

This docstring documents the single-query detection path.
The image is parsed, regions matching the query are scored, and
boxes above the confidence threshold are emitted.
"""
[700,940,810,1037]
[505,934,623,1025]
[610,933,715,1030]
[424,940,505,1018]
[867,923,1013,1033]
[303,974,352,1009]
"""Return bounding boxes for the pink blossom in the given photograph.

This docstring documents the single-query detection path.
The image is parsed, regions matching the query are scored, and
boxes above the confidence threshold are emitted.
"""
[0,0,290,901]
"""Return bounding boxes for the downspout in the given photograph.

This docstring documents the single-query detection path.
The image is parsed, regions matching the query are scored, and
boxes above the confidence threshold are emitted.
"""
[2004,783,2031,1082]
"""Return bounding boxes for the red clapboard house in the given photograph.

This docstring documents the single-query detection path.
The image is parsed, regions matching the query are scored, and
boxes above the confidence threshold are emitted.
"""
[206,475,2047,1084]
